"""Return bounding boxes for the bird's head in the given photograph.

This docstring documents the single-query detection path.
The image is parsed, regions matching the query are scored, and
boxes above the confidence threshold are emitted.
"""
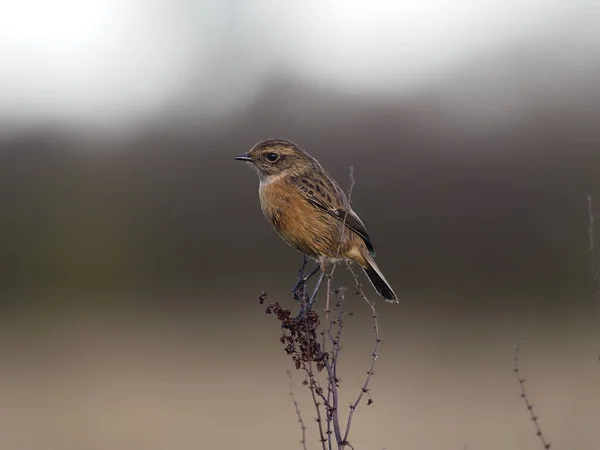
[234,138,312,181]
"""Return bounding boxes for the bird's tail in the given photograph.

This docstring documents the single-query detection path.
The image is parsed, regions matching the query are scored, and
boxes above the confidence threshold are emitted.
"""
[361,250,398,303]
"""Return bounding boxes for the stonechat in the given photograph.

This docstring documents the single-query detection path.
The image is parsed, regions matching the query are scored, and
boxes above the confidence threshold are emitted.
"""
[235,138,398,302]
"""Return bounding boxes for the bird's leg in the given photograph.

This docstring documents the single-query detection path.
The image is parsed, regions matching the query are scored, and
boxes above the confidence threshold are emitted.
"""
[291,263,327,322]
[292,259,320,302]
[298,254,308,277]
[292,269,326,322]
[306,270,326,311]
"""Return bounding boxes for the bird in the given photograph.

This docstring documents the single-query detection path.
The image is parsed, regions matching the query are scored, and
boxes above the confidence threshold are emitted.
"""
[234,138,398,303]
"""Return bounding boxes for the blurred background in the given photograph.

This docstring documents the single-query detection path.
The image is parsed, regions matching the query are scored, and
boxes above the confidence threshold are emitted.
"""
[1,1,600,449]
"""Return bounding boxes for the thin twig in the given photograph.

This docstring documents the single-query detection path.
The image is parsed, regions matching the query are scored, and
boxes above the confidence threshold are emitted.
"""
[322,287,349,449]
[320,269,344,449]
[329,288,347,387]
[323,272,335,450]
[323,165,355,348]
[322,165,355,351]
[329,166,356,448]
[346,166,356,201]
[298,292,327,450]
[323,358,343,447]
[513,337,551,449]
[305,364,328,450]
[288,370,308,450]
[343,263,380,443]
[322,267,336,351]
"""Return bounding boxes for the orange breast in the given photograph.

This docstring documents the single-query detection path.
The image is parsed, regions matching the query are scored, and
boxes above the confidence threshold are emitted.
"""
[258,177,367,263]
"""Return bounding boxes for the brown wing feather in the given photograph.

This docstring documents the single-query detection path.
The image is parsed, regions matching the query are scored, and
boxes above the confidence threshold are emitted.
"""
[291,170,376,256]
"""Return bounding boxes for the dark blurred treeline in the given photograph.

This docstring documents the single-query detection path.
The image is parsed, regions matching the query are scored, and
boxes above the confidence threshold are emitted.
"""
[1,81,599,306]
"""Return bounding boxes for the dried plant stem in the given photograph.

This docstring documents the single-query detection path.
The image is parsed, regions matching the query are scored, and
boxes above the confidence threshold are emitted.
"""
[323,271,336,449]
[305,362,328,450]
[343,263,380,443]
[288,370,308,450]
[322,267,337,351]
[322,164,355,350]
[324,359,343,447]
[323,165,356,449]
[513,337,551,450]
[298,287,329,449]
[322,269,346,449]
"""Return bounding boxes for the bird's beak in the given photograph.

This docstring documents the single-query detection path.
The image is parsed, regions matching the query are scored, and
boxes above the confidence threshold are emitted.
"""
[234,153,252,162]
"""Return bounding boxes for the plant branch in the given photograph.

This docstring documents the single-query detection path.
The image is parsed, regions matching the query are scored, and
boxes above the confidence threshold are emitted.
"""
[305,362,328,450]
[343,263,380,443]
[513,337,551,450]
[287,370,308,450]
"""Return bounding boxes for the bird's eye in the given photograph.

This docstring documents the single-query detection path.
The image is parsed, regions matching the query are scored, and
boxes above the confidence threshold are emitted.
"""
[266,152,279,162]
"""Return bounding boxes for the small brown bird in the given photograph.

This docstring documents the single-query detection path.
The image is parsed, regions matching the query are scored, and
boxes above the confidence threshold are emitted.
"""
[235,138,398,303]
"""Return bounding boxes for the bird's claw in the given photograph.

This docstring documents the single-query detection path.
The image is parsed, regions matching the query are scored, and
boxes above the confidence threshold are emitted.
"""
[292,279,310,302]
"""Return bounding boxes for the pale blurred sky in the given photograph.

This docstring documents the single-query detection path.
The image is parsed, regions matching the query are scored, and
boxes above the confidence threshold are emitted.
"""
[0,0,598,133]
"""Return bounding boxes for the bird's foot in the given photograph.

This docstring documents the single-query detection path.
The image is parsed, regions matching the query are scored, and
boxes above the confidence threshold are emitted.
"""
[292,279,309,302]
